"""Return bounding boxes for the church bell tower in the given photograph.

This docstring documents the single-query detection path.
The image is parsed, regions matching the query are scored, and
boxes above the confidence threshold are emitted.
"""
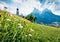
[16,8,19,16]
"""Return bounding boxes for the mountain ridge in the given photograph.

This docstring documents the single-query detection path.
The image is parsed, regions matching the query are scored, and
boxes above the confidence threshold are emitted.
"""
[32,8,60,24]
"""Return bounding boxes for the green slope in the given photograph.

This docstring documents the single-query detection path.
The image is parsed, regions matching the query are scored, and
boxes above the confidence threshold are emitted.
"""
[0,10,60,42]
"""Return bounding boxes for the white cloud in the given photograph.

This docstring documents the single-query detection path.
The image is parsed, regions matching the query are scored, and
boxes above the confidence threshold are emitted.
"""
[0,1,17,14]
[41,0,60,16]
[0,4,4,10]
[0,0,41,16]
[48,3,60,15]
[12,0,22,3]
[0,2,8,10]
[12,0,42,16]
[49,0,60,15]
[0,0,60,16]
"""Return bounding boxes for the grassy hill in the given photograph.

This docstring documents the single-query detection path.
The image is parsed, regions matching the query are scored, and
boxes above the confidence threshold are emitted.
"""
[0,10,60,42]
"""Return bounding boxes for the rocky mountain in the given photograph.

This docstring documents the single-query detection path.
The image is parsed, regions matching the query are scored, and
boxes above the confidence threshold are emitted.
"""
[32,8,60,27]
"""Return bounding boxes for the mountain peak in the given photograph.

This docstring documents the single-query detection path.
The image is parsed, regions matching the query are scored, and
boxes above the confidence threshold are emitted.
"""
[32,8,60,25]
[32,8,41,14]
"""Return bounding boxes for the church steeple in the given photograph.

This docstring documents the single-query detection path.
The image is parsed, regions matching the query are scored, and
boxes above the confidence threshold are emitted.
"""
[16,8,19,16]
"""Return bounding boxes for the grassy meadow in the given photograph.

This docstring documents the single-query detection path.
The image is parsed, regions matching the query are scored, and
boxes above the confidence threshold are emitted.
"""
[0,10,60,42]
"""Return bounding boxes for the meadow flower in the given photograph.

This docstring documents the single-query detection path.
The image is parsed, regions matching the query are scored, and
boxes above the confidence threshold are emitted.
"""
[30,28,34,31]
[19,26,23,28]
[18,24,23,28]
[29,34,32,37]
[18,24,21,26]
[7,19,11,21]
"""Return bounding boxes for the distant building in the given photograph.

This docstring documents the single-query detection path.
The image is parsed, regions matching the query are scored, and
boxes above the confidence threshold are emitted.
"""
[16,8,25,18]
[16,8,19,16]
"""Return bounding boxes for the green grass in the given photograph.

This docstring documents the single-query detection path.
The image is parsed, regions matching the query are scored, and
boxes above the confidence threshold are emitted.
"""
[0,10,60,42]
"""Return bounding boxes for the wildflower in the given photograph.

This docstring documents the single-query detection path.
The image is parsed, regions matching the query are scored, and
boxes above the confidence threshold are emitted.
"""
[19,26,23,28]
[18,24,23,28]
[7,19,11,21]
[30,28,34,32]
[29,34,32,37]
[18,24,21,26]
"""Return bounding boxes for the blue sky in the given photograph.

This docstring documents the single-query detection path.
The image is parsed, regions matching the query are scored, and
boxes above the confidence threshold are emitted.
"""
[0,0,60,16]
[0,0,12,4]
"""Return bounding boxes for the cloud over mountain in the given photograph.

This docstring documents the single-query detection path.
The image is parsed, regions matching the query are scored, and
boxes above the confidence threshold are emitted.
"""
[0,0,60,16]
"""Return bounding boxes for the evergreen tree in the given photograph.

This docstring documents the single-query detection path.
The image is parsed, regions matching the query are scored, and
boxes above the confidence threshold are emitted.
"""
[25,14,36,22]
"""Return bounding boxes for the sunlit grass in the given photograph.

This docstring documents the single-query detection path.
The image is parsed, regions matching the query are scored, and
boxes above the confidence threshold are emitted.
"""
[0,10,60,42]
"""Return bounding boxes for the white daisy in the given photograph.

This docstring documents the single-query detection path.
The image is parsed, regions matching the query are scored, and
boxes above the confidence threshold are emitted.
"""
[30,28,34,32]
[18,24,23,28]
[20,26,23,28]
[18,24,21,26]
[29,34,32,37]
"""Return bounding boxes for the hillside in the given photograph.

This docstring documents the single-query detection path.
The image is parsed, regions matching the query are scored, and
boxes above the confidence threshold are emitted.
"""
[0,10,60,42]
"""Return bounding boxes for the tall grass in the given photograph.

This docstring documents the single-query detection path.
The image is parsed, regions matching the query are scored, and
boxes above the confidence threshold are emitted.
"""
[0,10,60,42]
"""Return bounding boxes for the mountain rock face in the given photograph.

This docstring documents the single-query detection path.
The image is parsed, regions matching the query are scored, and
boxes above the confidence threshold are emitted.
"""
[32,8,60,27]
